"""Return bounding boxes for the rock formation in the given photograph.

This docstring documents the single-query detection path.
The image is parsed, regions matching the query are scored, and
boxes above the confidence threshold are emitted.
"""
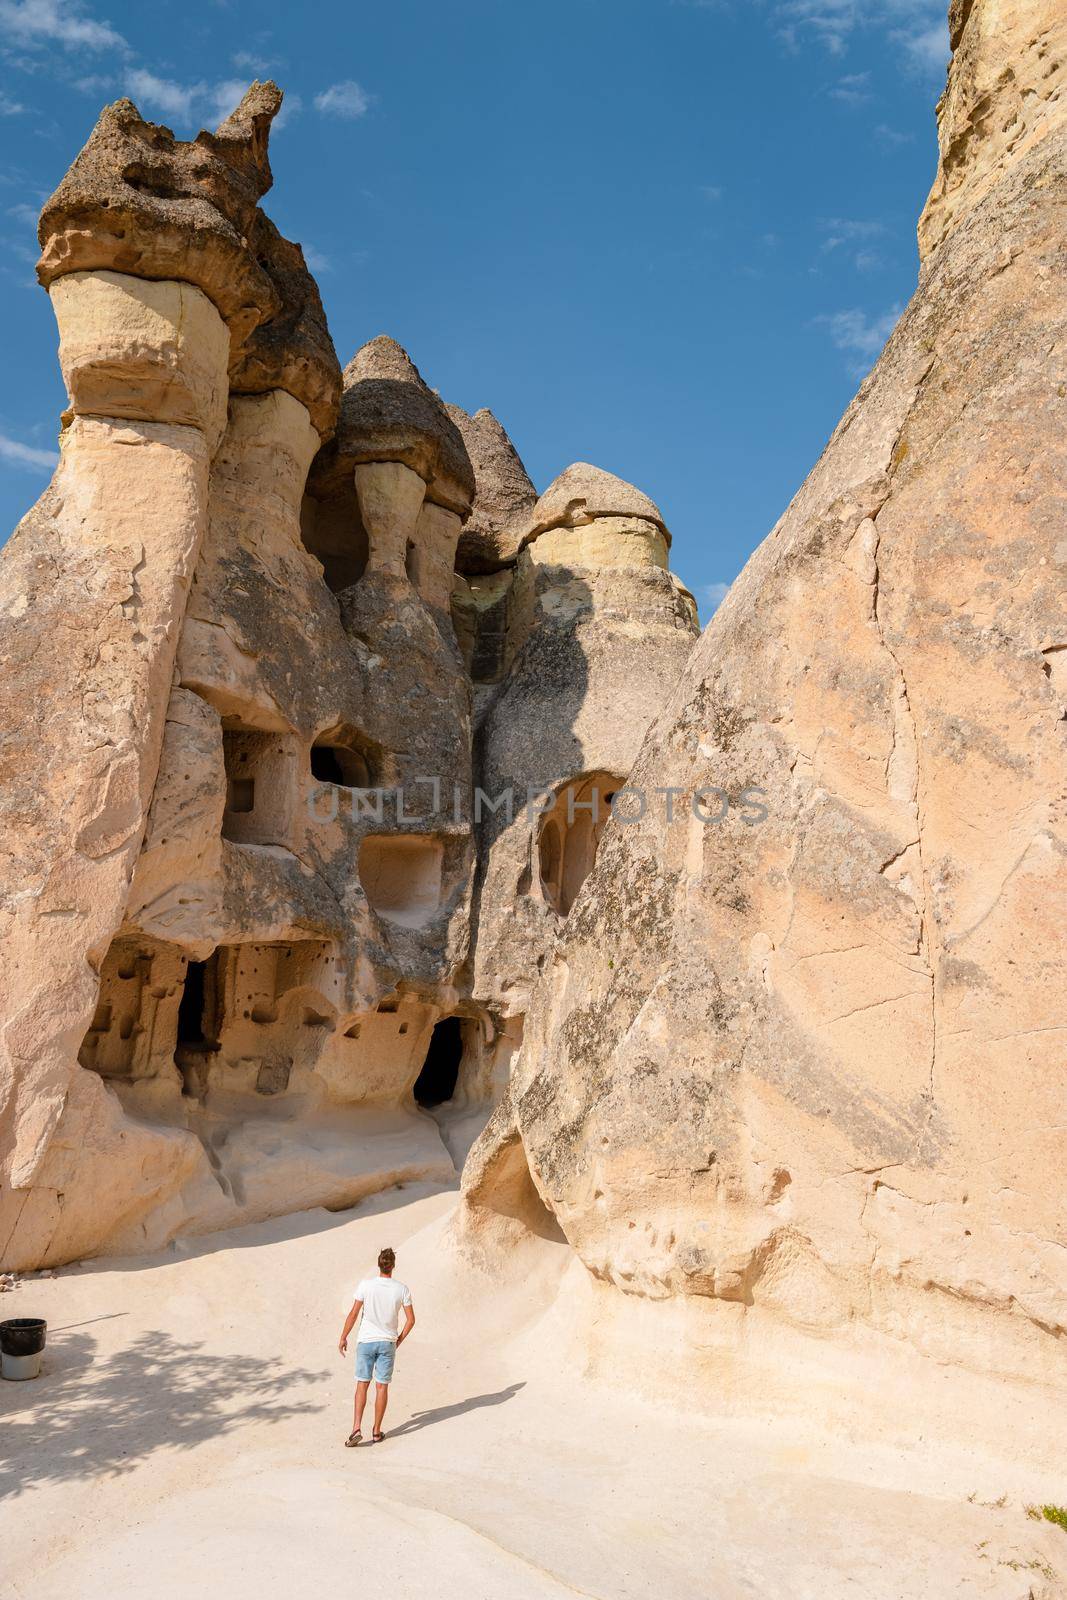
[0,86,696,1267]
[457,0,1067,1440]
[2,0,1064,1468]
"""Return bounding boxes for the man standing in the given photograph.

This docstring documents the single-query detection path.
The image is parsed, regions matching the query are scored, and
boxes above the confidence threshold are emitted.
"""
[338,1246,415,1446]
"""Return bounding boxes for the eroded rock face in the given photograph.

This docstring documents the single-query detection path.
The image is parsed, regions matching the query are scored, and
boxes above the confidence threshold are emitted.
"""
[471,466,698,1023]
[0,90,696,1268]
[918,0,1067,260]
[37,85,341,438]
[458,0,1067,1401]
[311,336,475,513]
[448,406,538,574]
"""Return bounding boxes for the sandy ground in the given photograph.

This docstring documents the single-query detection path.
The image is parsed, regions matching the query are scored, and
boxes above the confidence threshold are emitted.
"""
[3,1183,1065,1600]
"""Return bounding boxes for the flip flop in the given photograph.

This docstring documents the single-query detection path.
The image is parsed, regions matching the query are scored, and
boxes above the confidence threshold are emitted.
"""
[344,1430,362,1448]
[372,1431,385,1443]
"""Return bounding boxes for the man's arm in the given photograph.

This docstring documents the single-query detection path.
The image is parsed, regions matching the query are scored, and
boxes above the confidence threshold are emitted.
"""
[338,1298,363,1356]
[396,1302,415,1347]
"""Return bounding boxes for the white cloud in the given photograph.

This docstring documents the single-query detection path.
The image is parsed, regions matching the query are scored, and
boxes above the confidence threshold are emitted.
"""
[72,73,114,95]
[7,200,38,223]
[120,72,299,133]
[853,247,883,272]
[206,78,258,125]
[700,581,731,613]
[893,18,949,72]
[0,0,126,52]
[699,183,723,201]
[314,80,371,120]
[232,50,273,74]
[0,91,25,114]
[0,429,57,469]
[874,122,914,148]
[821,217,885,253]
[123,69,200,121]
[776,0,862,56]
[828,70,871,105]
[818,301,903,373]
[773,0,949,72]
[302,244,331,273]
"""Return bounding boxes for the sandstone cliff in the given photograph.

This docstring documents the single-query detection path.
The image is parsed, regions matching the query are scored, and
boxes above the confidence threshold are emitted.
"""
[457,0,1067,1438]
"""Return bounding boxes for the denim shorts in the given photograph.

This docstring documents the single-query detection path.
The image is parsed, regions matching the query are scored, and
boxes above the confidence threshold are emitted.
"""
[355,1339,396,1383]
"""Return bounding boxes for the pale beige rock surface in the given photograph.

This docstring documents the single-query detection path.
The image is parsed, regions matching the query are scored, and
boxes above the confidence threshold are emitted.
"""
[0,269,229,1268]
[919,0,1067,259]
[470,463,699,1024]
[457,0,1067,1456]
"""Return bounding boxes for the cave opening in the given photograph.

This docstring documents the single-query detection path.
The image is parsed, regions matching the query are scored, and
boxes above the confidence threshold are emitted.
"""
[414,1016,463,1107]
[176,950,221,1052]
[221,726,293,847]
[310,736,374,789]
[177,958,207,1045]
[538,771,625,917]
[299,486,369,594]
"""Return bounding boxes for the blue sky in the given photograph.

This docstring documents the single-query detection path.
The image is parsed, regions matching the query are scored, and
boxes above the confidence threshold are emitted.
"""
[0,0,949,616]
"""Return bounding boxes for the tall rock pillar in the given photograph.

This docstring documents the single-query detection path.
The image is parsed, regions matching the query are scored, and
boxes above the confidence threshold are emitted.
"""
[0,271,229,1265]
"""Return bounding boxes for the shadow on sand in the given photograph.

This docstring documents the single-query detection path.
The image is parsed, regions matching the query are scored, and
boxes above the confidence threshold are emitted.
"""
[389,1381,526,1438]
[0,1328,329,1497]
[86,1180,455,1277]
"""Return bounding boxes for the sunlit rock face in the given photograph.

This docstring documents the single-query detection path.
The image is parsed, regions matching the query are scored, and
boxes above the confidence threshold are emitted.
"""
[0,87,696,1268]
[457,0,1067,1435]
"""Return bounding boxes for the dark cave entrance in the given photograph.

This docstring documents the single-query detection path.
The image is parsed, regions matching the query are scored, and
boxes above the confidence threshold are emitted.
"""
[177,958,209,1046]
[414,1016,464,1108]
[175,950,223,1098]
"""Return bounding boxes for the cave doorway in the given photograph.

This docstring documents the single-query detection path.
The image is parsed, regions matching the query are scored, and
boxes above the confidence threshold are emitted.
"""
[414,1016,464,1107]
[177,958,208,1046]
[175,950,222,1097]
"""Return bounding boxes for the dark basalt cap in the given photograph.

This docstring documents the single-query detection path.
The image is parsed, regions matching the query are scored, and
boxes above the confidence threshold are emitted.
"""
[312,336,474,514]
[446,405,537,574]
[37,84,341,438]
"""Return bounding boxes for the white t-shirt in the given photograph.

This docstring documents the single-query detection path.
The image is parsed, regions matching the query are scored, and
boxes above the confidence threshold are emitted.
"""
[354,1275,412,1344]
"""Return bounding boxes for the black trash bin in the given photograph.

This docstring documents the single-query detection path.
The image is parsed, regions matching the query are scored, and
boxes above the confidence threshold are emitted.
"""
[0,1317,46,1380]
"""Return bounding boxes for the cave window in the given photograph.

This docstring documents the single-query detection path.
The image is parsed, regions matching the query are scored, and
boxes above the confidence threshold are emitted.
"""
[414,1017,463,1108]
[359,834,444,928]
[222,726,294,847]
[310,735,374,789]
[538,772,625,917]
[299,488,369,594]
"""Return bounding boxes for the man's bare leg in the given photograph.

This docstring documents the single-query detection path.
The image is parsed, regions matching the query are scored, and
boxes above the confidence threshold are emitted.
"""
[354,1379,371,1434]
[373,1381,389,1436]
